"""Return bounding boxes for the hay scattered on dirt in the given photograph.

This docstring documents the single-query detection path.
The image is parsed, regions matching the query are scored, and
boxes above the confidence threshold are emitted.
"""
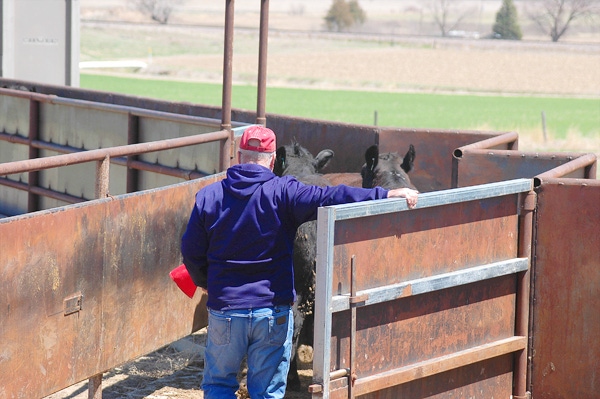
[46,328,312,399]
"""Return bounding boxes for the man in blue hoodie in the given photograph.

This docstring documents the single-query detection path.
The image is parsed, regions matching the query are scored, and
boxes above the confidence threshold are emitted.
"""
[181,125,418,399]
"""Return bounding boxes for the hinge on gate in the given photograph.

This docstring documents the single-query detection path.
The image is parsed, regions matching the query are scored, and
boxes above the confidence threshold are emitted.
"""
[512,392,531,399]
[519,191,537,215]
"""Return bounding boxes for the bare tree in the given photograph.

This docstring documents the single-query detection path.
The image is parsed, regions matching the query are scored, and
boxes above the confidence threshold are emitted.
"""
[430,0,476,36]
[526,0,600,42]
[129,0,184,24]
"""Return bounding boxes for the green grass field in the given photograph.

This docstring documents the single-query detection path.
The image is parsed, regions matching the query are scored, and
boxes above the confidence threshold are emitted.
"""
[81,73,600,154]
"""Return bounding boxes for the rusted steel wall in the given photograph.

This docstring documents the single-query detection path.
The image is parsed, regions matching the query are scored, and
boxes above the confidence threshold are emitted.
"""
[453,149,595,188]
[313,181,531,398]
[0,174,220,398]
[529,178,600,398]
[379,128,510,192]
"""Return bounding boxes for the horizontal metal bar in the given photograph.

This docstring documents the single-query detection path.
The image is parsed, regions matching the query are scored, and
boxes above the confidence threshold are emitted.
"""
[329,178,532,221]
[308,368,350,394]
[534,153,597,180]
[0,88,235,129]
[331,258,529,312]
[454,131,518,157]
[0,132,213,180]
[353,336,527,396]
[0,130,230,176]
[0,177,86,205]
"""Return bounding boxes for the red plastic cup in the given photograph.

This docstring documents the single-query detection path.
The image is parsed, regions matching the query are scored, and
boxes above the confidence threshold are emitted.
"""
[169,264,197,299]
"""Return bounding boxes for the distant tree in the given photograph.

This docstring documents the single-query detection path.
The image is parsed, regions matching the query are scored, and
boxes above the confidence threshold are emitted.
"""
[430,0,476,37]
[130,0,184,24]
[349,0,367,25]
[325,0,366,32]
[493,0,523,39]
[526,0,600,42]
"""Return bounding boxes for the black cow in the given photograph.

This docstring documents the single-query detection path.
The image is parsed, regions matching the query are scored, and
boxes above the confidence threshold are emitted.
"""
[361,144,416,190]
[272,141,335,390]
[274,141,416,391]
[273,140,334,185]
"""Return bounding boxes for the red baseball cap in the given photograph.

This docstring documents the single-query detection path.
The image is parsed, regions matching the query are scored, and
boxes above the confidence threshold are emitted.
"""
[239,125,276,153]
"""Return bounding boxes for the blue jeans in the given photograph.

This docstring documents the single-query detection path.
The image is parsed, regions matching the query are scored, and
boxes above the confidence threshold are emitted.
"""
[201,305,294,399]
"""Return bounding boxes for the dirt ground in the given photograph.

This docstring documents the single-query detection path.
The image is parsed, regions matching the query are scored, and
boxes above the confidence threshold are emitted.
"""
[45,327,313,399]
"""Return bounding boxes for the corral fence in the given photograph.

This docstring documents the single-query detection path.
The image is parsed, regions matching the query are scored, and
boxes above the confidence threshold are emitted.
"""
[310,178,533,398]
[1,0,599,394]
[0,77,599,399]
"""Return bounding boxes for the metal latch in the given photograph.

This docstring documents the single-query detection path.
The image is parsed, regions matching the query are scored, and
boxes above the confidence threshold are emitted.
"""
[64,292,83,316]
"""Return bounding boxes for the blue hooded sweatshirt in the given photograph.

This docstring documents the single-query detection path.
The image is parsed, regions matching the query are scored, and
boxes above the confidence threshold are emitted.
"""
[180,163,388,310]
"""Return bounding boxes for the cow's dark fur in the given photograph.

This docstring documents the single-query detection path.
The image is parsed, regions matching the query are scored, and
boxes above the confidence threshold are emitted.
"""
[273,141,334,391]
[273,141,334,180]
[361,144,416,190]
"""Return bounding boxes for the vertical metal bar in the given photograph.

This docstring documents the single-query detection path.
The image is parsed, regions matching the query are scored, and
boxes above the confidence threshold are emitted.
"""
[95,155,110,199]
[126,114,140,193]
[349,255,357,399]
[27,98,40,212]
[221,0,234,132]
[65,0,73,85]
[514,191,536,398]
[91,151,110,398]
[256,0,270,126]
[313,206,336,399]
[220,130,233,172]
[87,374,102,399]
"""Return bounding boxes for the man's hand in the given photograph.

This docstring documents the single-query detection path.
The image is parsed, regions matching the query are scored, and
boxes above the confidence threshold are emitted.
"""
[387,187,419,209]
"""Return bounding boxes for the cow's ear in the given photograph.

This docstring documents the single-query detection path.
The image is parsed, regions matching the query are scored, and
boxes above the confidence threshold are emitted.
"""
[401,144,416,173]
[365,145,379,171]
[274,146,287,176]
[314,149,334,172]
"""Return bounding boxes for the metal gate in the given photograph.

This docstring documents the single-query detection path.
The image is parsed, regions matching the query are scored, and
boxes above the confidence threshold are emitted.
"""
[310,179,533,398]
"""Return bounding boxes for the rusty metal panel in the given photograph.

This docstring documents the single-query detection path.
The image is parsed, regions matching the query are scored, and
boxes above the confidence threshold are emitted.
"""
[530,178,600,399]
[0,174,221,398]
[454,150,591,187]
[313,180,530,398]
[379,128,505,192]
[330,198,519,292]
[266,118,380,174]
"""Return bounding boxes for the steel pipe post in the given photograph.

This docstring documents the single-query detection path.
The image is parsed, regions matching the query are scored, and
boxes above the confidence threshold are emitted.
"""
[256,0,270,125]
[514,191,536,398]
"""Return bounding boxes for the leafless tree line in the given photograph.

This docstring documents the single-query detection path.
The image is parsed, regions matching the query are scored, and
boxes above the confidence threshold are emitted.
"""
[128,0,185,25]
[128,0,600,43]
[525,0,600,42]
